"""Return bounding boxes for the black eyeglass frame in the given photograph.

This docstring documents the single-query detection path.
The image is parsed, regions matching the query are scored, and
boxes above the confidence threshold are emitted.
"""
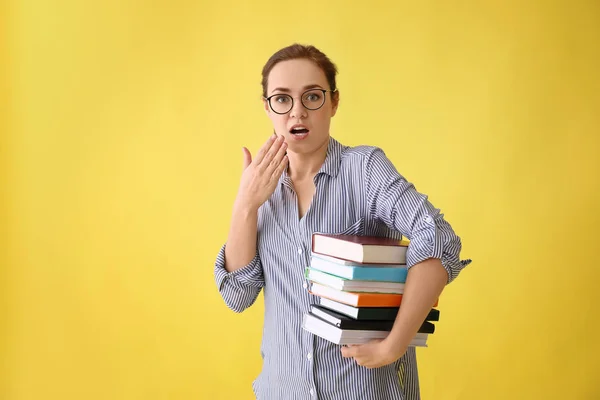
[263,89,338,115]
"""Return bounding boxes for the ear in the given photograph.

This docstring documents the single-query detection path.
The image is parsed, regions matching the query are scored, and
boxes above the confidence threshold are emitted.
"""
[263,98,270,116]
[331,90,340,117]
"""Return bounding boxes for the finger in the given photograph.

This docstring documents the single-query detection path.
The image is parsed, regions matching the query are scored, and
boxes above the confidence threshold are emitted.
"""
[270,154,288,181]
[341,346,354,358]
[242,147,252,171]
[266,140,288,174]
[258,135,284,171]
[253,135,277,165]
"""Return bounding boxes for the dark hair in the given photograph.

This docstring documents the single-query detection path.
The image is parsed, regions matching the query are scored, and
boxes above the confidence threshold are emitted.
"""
[261,43,338,98]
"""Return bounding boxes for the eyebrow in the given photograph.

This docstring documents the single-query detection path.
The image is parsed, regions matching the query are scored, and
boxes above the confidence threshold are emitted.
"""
[270,84,324,94]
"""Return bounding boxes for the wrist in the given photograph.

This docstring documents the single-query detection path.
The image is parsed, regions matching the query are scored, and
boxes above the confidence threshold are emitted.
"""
[382,335,409,358]
[233,196,259,216]
[384,328,411,353]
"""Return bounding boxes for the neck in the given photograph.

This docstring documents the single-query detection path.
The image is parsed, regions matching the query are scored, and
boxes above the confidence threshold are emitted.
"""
[287,137,329,181]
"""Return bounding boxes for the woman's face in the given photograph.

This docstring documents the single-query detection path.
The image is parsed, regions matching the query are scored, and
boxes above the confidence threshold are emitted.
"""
[264,58,338,155]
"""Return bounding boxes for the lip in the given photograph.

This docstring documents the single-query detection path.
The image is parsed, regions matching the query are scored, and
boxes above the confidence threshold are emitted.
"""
[288,123,310,141]
[289,123,310,133]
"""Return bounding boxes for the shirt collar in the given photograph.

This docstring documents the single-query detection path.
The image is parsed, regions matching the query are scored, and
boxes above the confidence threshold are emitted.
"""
[280,136,343,188]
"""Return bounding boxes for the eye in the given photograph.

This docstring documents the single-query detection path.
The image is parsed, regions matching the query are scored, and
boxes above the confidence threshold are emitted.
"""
[274,95,291,103]
[304,91,322,103]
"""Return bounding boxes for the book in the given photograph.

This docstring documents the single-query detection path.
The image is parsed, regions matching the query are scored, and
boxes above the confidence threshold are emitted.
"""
[309,282,404,307]
[305,267,406,294]
[310,305,436,333]
[312,234,409,264]
[302,313,429,346]
[309,253,408,283]
[309,282,439,308]
[318,297,440,322]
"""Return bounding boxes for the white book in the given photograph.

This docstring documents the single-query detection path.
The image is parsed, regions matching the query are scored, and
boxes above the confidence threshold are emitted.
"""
[311,234,408,264]
[302,313,429,346]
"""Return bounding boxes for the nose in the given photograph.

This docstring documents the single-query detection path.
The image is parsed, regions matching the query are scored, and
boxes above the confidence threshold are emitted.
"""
[289,99,307,119]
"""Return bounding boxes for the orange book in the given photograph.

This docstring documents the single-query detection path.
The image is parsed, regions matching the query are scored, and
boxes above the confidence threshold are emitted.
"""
[309,283,439,308]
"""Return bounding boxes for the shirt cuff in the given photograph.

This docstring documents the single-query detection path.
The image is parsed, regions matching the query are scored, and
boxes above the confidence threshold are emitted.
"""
[405,214,472,284]
[214,243,264,290]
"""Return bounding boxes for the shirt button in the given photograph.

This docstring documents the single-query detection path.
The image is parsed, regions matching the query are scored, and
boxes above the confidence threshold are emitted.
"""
[303,282,308,289]
[297,247,303,254]
[307,352,312,360]
[309,389,314,396]
[424,215,433,223]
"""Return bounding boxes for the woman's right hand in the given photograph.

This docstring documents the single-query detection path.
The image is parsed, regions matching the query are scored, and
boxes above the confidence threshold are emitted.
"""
[235,134,288,212]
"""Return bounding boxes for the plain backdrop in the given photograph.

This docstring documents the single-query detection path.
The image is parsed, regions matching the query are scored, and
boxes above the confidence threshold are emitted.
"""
[2,0,599,399]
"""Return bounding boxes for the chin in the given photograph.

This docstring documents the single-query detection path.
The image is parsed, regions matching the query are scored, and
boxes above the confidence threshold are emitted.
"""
[285,133,329,153]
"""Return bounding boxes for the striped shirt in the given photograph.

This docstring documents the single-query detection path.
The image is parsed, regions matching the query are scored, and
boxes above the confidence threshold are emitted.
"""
[214,136,471,400]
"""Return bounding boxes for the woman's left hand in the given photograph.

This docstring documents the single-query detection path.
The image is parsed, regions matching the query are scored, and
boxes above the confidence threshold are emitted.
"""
[340,338,407,369]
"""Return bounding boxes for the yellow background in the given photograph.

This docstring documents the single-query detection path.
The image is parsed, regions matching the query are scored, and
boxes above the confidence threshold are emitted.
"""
[2,0,599,399]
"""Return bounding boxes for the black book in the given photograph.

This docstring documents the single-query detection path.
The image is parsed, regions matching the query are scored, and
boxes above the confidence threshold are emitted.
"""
[310,305,436,334]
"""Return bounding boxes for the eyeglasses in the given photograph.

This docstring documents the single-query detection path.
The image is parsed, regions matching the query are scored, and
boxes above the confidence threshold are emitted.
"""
[264,89,337,115]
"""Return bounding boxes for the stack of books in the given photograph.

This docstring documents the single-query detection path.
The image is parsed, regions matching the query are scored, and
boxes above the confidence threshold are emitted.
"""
[301,233,440,347]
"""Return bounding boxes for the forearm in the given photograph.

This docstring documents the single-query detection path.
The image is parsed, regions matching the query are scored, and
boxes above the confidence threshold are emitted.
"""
[224,199,259,272]
[385,258,448,350]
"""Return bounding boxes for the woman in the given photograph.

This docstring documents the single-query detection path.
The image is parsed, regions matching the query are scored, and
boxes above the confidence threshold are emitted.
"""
[214,43,471,400]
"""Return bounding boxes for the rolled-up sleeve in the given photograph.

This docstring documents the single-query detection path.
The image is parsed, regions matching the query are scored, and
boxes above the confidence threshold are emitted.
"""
[364,148,472,283]
[214,243,265,312]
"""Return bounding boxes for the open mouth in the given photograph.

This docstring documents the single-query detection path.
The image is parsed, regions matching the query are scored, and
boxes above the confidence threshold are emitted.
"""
[290,125,310,135]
